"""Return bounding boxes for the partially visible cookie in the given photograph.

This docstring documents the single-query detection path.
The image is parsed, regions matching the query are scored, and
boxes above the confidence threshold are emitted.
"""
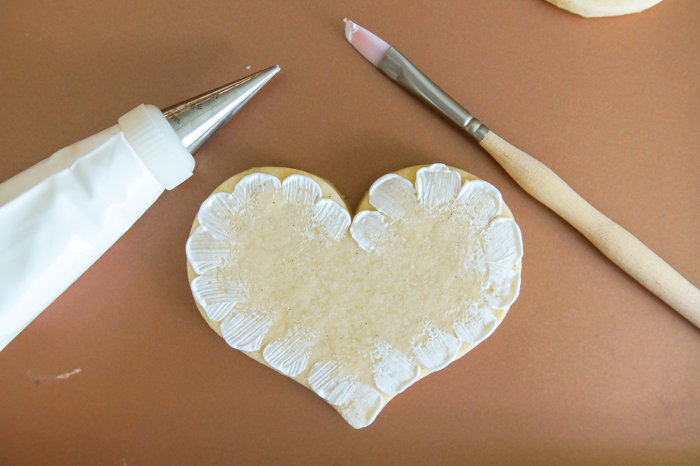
[545,0,664,17]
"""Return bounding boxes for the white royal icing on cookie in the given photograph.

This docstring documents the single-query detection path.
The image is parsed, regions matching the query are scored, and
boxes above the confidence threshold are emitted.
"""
[186,228,233,275]
[370,343,420,395]
[415,163,461,211]
[453,303,498,345]
[221,311,274,352]
[483,218,524,309]
[186,165,524,428]
[263,325,317,377]
[411,325,462,371]
[349,211,387,253]
[308,360,383,429]
[282,174,322,206]
[455,180,503,227]
[190,270,245,321]
[312,198,351,241]
[368,174,417,218]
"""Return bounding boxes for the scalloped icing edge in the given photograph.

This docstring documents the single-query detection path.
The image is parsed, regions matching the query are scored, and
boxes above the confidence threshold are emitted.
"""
[186,166,523,428]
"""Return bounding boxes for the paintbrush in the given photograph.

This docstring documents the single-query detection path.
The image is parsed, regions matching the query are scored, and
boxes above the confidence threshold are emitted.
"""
[343,19,700,328]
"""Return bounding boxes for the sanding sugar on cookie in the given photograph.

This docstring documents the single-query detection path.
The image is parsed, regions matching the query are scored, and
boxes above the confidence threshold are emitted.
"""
[185,164,523,428]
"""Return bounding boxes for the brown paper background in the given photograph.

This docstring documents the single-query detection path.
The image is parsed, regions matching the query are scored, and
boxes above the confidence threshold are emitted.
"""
[1,0,699,464]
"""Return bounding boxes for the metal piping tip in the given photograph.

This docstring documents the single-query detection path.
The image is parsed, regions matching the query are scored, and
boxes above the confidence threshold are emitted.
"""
[161,65,280,155]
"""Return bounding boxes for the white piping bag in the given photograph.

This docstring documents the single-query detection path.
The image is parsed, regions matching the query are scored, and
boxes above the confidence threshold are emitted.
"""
[0,65,280,351]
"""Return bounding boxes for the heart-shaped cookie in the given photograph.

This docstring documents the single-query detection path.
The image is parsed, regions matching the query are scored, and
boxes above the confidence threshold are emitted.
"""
[186,164,523,428]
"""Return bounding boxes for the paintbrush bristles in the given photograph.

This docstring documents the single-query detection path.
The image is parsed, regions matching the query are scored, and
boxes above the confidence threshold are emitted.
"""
[344,19,391,67]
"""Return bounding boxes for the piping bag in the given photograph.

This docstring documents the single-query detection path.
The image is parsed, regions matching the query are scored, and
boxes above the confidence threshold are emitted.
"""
[0,65,280,352]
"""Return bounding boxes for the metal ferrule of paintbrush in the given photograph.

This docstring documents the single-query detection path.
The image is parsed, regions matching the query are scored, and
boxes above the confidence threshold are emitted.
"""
[378,48,489,141]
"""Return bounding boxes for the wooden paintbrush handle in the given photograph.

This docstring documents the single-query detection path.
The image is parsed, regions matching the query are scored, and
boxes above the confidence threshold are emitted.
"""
[480,131,700,328]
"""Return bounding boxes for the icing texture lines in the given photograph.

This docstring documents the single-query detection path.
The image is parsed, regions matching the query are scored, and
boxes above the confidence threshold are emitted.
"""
[186,165,523,428]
